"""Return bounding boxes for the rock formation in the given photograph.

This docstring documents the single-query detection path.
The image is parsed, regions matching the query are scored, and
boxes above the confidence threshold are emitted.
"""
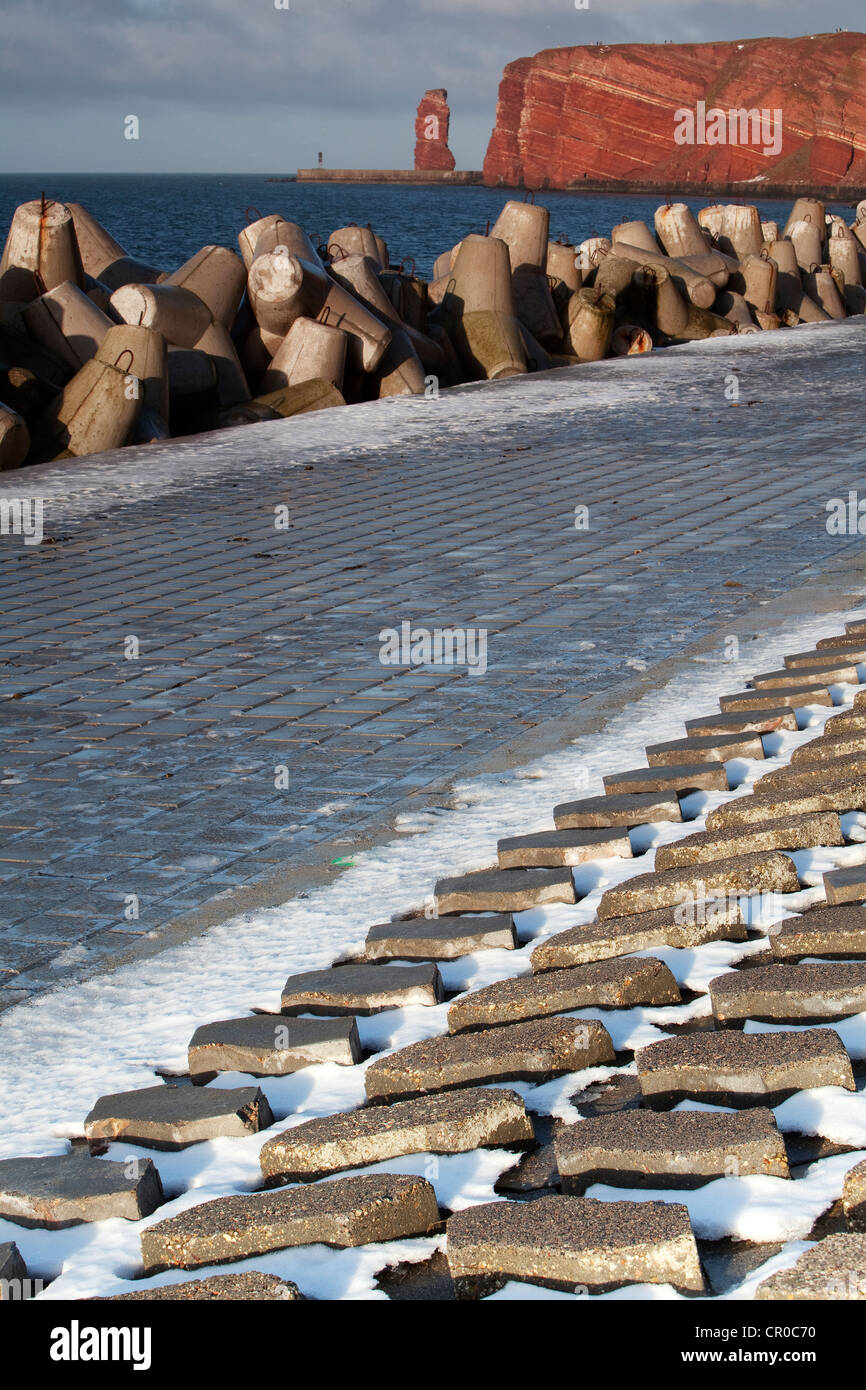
[483,33,866,194]
[415,89,456,172]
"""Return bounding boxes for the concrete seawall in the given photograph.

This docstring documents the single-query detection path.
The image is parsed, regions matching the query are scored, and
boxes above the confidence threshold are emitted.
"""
[296,169,483,184]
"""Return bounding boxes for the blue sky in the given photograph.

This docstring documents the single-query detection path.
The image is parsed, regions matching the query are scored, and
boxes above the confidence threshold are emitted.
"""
[0,0,861,172]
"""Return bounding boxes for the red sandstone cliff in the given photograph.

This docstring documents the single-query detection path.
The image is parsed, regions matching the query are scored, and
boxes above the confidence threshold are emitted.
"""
[483,33,866,194]
[415,89,457,172]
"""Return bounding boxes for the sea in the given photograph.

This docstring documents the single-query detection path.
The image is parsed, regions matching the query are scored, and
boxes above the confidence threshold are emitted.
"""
[0,174,856,281]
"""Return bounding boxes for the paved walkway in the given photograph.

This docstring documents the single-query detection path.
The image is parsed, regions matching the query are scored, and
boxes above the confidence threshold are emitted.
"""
[1,319,865,1007]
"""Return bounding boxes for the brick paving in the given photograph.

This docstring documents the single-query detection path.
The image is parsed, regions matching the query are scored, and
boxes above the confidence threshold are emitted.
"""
[1,318,865,1005]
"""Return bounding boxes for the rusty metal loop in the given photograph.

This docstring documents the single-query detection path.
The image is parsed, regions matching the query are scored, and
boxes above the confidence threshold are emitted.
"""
[245,206,263,224]
[114,348,134,373]
[398,255,416,276]
[326,241,346,261]
[523,190,536,204]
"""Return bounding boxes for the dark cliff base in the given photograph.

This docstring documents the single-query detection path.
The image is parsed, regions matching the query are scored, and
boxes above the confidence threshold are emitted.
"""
[485,175,865,205]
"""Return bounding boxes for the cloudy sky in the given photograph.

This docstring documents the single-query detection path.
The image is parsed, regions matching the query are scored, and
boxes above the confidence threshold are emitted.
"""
[0,0,861,172]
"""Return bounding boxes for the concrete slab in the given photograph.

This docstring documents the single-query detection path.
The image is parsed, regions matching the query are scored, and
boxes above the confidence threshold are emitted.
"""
[844,1158,866,1232]
[655,812,843,870]
[824,866,866,905]
[706,784,866,831]
[603,764,728,795]
[645,733,764,765]
[554,1107,788,1191]
[770,904,866,960]
[597,851,799,920]
[757,754,866,790]
[635,1028,854,1109]
[365,914,517,960]
[447,957,680,1033]
[720,687,832,710]
[104,1272,305,1300]
[445,1195,704,1295]
[259,1087,533,1182]
[364,1016,615,1102]
[530,902,746,971]
[0,1153,164,1228]
[0,1241,27,1294]
[756,1234,866,1299]
[280,962,443,1016]
[709,962,866,1025]
[553,792,682,829]
[791,733,866,762]
[497,827,632,869]
[752,664,859,688]
[141,1173,440,1273]
[824,711,866,733]
[786,647,866,667]
[685,709,797,736]
[84,1084,273,1150]
[188,1014,361,1080]
[434,868,575,914]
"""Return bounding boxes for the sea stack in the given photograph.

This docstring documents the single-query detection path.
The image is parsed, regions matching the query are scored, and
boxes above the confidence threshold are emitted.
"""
[415,89,456,172]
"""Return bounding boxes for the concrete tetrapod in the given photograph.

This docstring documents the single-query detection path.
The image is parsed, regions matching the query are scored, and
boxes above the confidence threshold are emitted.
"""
[110,284,213,348]
[247,253,391,372]
[784,198,826,242]
[0,199,85,303]
[728,253,778,316]
[716,291,759,332]
[32,354,143,461]
[546,241,581,292]
[679,250,734,289]
[239,214,298,270]
[327,254,425,396]
[491,201,549,273]
[165,245,247,329]
[561,286,614,361]
[806,267,847,320]
[67,203,163,289]
[828,225,863,287]
[259,316,347,393]
[251,218,323,267]
[440,235,527,380]
[218,378,345,428]
[191,319,250,406]
[328,224,383,268]
[608,240,717,308]
[611,221,660,255]
[0,404,30,469]
[788,218,825,273]
[95,324,169,442]
[722,204,765,258]
[632,266,733,342]
[654,203,708,259]
[512,265,563,349]
[21,281,113,372]
[490,202,561,346]
[766,239,830,323]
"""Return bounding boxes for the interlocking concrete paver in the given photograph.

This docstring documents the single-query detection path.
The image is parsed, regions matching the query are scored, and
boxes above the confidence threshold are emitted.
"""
[1,321,865,1001]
